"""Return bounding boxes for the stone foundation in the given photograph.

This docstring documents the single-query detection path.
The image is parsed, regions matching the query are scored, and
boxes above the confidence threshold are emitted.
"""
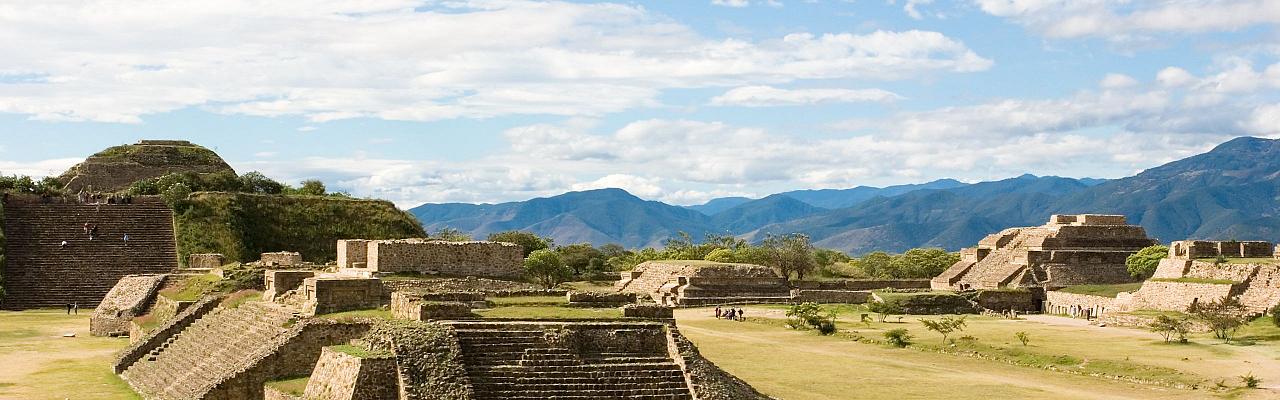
[976,290,1037,312]
[336,240,370,269]
[302,277,385,316]
[618,261,793,306]
[303,346,398,400]
[1127,280,1237,312]
[362,239,524,279]
[567,291,638,307]
[390,292,475,321]
[188,253,226,269]
[264,270,318,301]
[1044,291,1118,318]
[793,280,930,291]
[261,252,304,266]
[91,275,167,337]
[623,304,674,318]
[793,290,870,304]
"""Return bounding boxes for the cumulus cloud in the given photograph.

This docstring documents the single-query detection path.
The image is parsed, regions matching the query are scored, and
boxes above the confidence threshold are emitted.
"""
[712,0,750,7]
[0,0,988,123]
[975,0,1280,39]
[904,0,935,20]
[709,85,903,106]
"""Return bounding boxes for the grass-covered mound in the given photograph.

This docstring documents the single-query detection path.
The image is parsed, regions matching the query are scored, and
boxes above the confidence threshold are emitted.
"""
[59,140,235,192]
[175,192,426,265]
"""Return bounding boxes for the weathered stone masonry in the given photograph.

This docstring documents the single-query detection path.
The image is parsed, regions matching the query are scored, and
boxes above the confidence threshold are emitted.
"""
[343,239,524,279]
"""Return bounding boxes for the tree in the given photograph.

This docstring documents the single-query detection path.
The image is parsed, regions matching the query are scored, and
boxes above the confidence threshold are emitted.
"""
[868,300,903,323]
[488,231,551,257]
[296,179,326,196]
[1272,306,1280,328]
[854,251,894,278]
[556,243,603,275]
[239,171,285,194]
[786,302,838,335]
[430,227,472,242]
[161,182,192,209]
[1192,298,1250,343]
[1148,314,1192,343]
[760,233,817,280]
[1126,245,1169,279]
[920,315,968,344]
[524,249,572,289]
[884,328,913,348]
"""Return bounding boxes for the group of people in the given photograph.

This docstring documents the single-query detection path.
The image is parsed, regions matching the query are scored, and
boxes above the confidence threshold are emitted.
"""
[77,190,134,205]
[714,306,746,321]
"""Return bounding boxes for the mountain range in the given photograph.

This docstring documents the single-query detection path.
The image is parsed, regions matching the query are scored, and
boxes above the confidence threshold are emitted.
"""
[410,136,1280,253]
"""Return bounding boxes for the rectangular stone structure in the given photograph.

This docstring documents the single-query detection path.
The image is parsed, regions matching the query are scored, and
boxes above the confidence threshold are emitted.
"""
[336,239,370,269]
[188,253,226,269]
[264,270,318,301]
[365,240,523,279]
[1170,240,1275,259]
[302,277,385,316]
[304,346,398,400]
[261,251,303,266]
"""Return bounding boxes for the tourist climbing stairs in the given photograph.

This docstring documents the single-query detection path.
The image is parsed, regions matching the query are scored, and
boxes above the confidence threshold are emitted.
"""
[121,301,296,400]
[1,197,178,309]
[451,322,694,400]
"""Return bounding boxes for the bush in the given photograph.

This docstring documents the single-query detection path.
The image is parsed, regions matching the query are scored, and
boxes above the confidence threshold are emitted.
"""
[1126,245,1168,279]
[1241,373,1261,389]
[884,328,913,348]
[1192,298,1250,343]
[919,315,967,344]
[786,302,838,335]
[525,249,572,289]
[868,300,903,323]
[1015,331,1030,346]
[1148,314,1192,343]
[1272,307,1280,328]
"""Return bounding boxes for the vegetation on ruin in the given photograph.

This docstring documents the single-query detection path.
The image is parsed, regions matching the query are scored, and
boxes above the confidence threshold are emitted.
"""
[330,344,392,358]
[220,290,263,308]
[1127,245,1169,278]
[159,273,222,301]
[264,376,310,396]
[1058,283,1144,297]
[174,192,425,265]
[316,309,393,321]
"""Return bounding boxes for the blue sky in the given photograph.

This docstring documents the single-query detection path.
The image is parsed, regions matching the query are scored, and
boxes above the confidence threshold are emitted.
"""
[1,0,1278,207]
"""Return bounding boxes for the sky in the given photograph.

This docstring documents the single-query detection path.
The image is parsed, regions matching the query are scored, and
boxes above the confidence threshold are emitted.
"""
[1,0,1278,208]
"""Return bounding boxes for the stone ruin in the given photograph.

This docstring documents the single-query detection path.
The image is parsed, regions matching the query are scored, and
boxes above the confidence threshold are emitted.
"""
[112,255,769,400]
[617,260,792,306]
[188,253,226,270]
[1045,239,1280,323]
[59,139,236,193]
[337,239,523,279]
[260,251,304,267]
[932,214,1158,292]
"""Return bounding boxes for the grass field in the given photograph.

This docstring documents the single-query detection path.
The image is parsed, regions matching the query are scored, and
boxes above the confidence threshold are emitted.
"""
[1058,283,1144,297]
[0,310,139,400]
[677,305,1280,399]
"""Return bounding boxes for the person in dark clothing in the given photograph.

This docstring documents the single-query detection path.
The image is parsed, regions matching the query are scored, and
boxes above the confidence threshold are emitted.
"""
[89,224,99,241]
[715,306,722,319]
[736,308,745,321]
[65,303,72,315]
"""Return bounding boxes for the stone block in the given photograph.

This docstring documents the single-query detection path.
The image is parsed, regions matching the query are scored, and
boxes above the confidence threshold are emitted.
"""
[976,290,1036,312]
[623,304,674,318]
[336,240,370,269]
[1049,214,1077,225]
[261,252,303,266]
[1078,214,1127,225]
[391,291,477,320]
[365,240,523,279]
[264,270,318,301]
[1242,241,1274,258]
[188,253,226,269]
[304,346,398,400]
[793,290,870,304]
[567,291,638,307]
[302,277,385,316]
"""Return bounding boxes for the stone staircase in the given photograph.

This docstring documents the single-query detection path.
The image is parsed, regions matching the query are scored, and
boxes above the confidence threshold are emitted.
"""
[451,322,694,400]
[1,197,178,309]
[121,302,297,399]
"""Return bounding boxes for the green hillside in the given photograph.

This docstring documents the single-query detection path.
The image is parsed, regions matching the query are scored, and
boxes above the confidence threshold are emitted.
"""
[175,192,426,265]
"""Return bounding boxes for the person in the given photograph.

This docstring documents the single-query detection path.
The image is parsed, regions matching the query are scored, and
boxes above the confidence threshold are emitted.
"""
[122,233,129,246]
[60,240,68,248]
[736,308,745,321]
[72,302,78,315]
[89,224,99,241]
[82,222,90,235]
[715,306,722,319]
[65,303,72,315]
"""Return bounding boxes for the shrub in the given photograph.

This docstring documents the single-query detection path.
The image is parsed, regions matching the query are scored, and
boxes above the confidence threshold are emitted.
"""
[1192,298,1250,343]
[1125,245,1168,279]
[1272,307,1280,328]
[1015,331,1030,346]
[786,302,838,335]
[1241,373,1260,389]
[920,315,967,344]
[868,300,903,323]
[1148,314,1192,343]
[884,328,913,348]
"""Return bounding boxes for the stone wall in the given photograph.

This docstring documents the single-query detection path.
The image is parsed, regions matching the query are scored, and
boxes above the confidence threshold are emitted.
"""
[1044,291,1117,317]
[1127,281,1236,311]
[261,251,304,266]
[792,279,931,291]
[623,304,674,318]
[91,274,167,336]
[567,291,637,307]
[391,292,475,321]
[667,327,773,400]
[264,386,304,400]
[793,290,870,304]
[379,276,542,295]
[361,321,475,400]
[201,321,373,400]
[1170,240,1275,259]
[113,296,221,374]
[302,277,386,316]
[264,270,318,301]
[188,253,226,269]
[365,240,524,279]
[975,290,1036,312]
[303,346,398,400]
[148,295,195,326]
[337,240,370,269]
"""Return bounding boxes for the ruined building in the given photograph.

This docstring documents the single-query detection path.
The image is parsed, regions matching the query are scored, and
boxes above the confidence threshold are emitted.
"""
[59,140,236,193]
[337,239,524,279]
[617,260,793,306]
[932,214,1158,291]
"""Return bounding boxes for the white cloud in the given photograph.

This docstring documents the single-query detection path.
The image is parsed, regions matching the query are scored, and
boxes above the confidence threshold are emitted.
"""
[0,158,83,178]
[1099,73,1137,89]
[975,0,1280,39]
[710,85,903,106]
[0,0,989,123]
[712,0,750,7]
[1156,67,1195,87]
[904,0,934,20]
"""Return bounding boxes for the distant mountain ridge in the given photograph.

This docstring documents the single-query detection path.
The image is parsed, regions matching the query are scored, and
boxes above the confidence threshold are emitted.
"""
[410,136,1280,253]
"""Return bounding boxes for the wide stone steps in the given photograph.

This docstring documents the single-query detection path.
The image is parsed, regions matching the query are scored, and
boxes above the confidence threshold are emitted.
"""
[454,325,692,400]
[1,199,178,309]
[122,302,295,400]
